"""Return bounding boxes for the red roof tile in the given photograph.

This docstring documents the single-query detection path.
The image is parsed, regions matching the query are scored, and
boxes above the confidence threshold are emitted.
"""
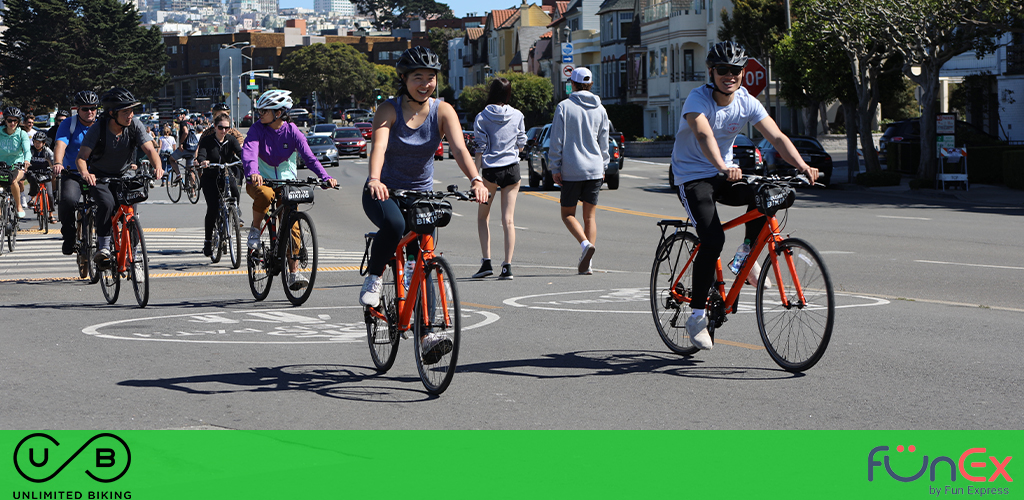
[490,9,516,29]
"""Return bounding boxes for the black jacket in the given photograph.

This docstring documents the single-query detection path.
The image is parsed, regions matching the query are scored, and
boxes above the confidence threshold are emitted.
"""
[195,133,242,165]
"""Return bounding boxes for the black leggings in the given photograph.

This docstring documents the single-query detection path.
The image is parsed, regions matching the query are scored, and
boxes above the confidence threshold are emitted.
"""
[200,169,239,241]
[678,175,763,310]
[362,186,419,276]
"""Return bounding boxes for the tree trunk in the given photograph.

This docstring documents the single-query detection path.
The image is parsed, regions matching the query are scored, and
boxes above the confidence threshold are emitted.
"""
[819,101,829,135]
[915,63,941,184]
[803,103,818,136]
[844,102,859,183]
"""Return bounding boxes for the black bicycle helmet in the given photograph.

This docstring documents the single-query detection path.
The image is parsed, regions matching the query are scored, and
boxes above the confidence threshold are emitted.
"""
[33,131,48,142]
[395,46,442,75]
[211,103,230,111]
[2,107,24,120]
[56,109,71,118]
[74,90,100,107]
[101,88,140,112]
[706,41,749,68]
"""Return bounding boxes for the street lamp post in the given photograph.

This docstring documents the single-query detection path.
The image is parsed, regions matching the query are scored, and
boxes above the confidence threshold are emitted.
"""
[221,41,254,128]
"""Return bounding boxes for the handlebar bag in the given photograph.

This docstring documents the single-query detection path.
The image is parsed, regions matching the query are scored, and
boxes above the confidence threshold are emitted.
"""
[755,183,795,216]
[0,166,13,186]
[279,184,315,204]
[117,177,150,205]
[406,199,453,234]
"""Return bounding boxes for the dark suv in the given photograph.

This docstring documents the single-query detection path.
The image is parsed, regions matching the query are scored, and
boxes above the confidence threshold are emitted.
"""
[879,119,1004,164]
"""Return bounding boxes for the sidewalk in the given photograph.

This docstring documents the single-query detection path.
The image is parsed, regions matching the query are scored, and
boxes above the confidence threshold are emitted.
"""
[830,159,1024,208]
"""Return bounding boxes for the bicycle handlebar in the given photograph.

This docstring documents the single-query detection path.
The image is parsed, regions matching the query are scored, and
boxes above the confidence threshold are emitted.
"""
[263,176,339,190]
[391,184,481,203]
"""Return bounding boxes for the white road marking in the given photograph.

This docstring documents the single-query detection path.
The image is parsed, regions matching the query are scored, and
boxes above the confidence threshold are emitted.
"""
[877,215,931,220]
[915,260,1024,271]
[627,159,670,166]
[819,251,855,254]
[619,174,648,179]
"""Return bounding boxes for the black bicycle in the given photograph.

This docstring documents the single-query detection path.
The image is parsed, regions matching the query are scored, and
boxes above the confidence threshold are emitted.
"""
[247,177,336,306]
[0,164,18,255]
[204,161,242,269]
[162,153,199,204]
[63,171,100,283]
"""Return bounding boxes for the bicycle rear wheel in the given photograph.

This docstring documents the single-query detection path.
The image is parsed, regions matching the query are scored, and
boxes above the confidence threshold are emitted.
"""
[650,231,700,356]
[756,238,834,372]
[413,256,460,395]
[165,167,182,203]
[282,212,317,306]
[210,213,223,264]
[227,206,241,269]
[247,222,273,301]
[366,260,400,372]
[127,218,150,308]
[84,213,99,284]
[0,197,8,256]
[99,255,120,304]
[186,170,200,204]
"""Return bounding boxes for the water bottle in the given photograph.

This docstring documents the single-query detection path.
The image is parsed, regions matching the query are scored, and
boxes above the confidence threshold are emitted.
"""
[729,239,751,275]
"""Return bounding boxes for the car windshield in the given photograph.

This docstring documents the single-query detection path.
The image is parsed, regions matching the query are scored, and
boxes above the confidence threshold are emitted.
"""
[308,137,332,145]
[334,130,361,138]
[791,138,823,151]
[313,125,334,132]
[734,134,753,147]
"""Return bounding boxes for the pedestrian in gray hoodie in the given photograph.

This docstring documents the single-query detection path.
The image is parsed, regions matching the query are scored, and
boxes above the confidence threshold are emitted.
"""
[471,78,527,280]
[549,67,610,275]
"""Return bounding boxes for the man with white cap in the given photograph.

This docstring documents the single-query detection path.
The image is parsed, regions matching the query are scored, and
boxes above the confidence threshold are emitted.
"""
[548,67,610,275]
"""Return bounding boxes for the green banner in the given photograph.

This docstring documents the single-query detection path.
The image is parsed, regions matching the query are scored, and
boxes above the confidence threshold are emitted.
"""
[3,431,1018,498]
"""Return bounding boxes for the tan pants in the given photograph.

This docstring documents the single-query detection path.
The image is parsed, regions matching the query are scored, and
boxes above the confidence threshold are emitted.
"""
[246,183,301,255]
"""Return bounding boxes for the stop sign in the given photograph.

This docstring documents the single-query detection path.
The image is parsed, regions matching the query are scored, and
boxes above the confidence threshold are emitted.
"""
[742,58,767,98]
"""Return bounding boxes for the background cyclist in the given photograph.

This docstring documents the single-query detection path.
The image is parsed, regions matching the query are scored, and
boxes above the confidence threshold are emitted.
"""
[46,109,70,148]
[242,89,337,291]
[53,91,99,255]
[0,107,31,219]
[27,131,56,223]
[671,41,817,351]
[75,88,164,266]
[357,47,488,362]
[196,114,242,257]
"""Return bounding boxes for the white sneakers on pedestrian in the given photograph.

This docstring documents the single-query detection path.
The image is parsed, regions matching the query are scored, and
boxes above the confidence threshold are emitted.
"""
[360,274,383,308]
[247,227,260,250]
[578,242,596,274]
[684,312,714,350]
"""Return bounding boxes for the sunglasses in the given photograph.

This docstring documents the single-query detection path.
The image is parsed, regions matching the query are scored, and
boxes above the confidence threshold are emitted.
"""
[216,125,231,130]
[714,65,744,76]
[257,109,275,116]
[5,119,19,124]
[80,107,98,112]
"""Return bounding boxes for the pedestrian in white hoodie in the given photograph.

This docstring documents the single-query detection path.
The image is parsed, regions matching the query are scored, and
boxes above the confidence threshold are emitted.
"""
[549,67,610,275]
[471,78,527,280]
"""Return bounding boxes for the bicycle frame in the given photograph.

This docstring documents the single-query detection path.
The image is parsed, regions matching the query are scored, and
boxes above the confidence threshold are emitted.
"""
[367,232,452,333]
[110,204,137,274]
[670,209,807,315]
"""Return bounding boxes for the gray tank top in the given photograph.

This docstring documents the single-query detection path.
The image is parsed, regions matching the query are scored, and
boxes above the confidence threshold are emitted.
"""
[380,96,441,191]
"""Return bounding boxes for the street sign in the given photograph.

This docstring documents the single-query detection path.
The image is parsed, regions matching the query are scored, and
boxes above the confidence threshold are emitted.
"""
[562,64,574,80]
[563,54,573,63]
[562,43,573,63]
[247,85,259,90]
[742,58,767,98]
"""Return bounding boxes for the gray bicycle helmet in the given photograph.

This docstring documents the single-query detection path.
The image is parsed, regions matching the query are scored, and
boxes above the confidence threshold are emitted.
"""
[395,46,442,75]
[33,131,48,142]
[56,109,71,118]
[2,107,24,120]
[74,90,99,107]
[101,88,140,112]
[706,41,749,68]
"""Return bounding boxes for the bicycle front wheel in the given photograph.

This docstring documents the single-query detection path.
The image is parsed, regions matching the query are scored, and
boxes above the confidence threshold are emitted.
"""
[128,218,150,308]
[650,231,700,356]
[7,208,17,252]
[366,260,400,372]
[186,170,200,204]
[247,223,273,301]
[210,213,223,264]
[37,195,46,232]
[166,168,182,203]
[413,256,460,395]
[0,197,8,256]
[282,212,317,306]
[84,213,100,284]
[227,206,241,269]
[756,238,834,372]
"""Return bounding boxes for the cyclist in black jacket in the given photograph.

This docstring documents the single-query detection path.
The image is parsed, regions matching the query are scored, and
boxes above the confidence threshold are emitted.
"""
[196,114,242,256]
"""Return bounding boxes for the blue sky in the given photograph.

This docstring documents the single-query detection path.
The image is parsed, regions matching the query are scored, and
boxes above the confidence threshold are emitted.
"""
[279,0,500,18]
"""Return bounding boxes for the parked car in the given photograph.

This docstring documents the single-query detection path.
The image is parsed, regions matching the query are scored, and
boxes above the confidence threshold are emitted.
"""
[353,122,373,140]
[343,108,373,122]
[878,118,1004,164]
[307,123,337,137]
[527,124,618,191]
[520,126,545,160]
[290,108,311,125]
[450,130,477,158]
[240,112,253,127]
[332,127,367,158]
[435,141,445,161]
[757,135,833,185]
[299,136,339,168]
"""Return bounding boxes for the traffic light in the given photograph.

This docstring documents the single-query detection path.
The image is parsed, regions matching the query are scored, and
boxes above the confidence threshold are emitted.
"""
[374,88,384,104]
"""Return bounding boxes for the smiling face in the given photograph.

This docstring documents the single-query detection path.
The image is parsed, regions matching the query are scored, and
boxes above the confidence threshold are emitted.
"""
[4,117,19,133]
[403,69,438,101]
[711,65,744,94]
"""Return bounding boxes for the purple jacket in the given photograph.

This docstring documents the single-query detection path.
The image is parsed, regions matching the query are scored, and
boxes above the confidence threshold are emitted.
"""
[242,121,331,180]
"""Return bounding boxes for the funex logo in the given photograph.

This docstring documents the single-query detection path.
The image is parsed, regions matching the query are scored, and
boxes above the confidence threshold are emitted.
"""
[13,433,131,483]
[868,444,1012,483]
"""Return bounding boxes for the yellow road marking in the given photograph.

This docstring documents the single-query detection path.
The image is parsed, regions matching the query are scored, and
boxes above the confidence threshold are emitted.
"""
[461,301,501,310]
[14,228,175,235]
[715,339,765,350]
[523,191,684,220]
[143,228,178,233]
[0,265,361,282]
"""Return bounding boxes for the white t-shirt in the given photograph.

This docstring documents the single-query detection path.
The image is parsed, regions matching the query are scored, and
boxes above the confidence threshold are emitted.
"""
[670,85,769,185]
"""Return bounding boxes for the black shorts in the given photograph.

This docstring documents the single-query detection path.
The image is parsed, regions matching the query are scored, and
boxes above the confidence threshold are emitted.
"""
[560,178,603,207]
[481,163,521,188]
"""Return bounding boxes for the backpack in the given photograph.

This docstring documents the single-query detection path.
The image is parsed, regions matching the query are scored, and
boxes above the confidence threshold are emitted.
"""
[89,116,139,163]
[183,125,199,152]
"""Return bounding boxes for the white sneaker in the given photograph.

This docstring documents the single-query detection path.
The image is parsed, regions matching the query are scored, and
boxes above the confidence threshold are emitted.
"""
[578,242,596,274]
[247,227,260,250]
[684,313,714,350]
[359,274,383,307]
[288,272,309,291]
[420,331,453,365]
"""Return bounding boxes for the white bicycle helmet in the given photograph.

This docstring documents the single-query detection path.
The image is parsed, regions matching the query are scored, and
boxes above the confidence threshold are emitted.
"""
[254,90,293,110]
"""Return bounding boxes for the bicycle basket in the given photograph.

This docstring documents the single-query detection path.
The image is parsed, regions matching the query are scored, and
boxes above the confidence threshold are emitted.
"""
[405,199,453,235]
[279,184,314,204]
[755,183,795,216]
[0,165,12,186]
[117,177,150,205]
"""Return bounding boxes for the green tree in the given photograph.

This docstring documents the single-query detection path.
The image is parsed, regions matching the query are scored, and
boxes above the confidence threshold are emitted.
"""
[458,71,552,128]
[374,64,398,104]
[351,0,454,31]
[280,43,377,112]
[719,0,788,118]
[428,27,465,74]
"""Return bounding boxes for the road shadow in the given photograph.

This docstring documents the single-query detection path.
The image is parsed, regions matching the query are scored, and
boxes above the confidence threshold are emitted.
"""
[458,349,801,381]
[0,297,258,311]
[118,364,435,402]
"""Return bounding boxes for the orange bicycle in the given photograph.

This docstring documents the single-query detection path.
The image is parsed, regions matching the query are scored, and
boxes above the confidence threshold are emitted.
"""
[97,171,155,308]
[650,174,834,372]
[360,186,477,395]
[27,166,55,233]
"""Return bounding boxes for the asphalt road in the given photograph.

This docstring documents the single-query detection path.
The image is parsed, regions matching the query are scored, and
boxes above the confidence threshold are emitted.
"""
[2,155,1021,430]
